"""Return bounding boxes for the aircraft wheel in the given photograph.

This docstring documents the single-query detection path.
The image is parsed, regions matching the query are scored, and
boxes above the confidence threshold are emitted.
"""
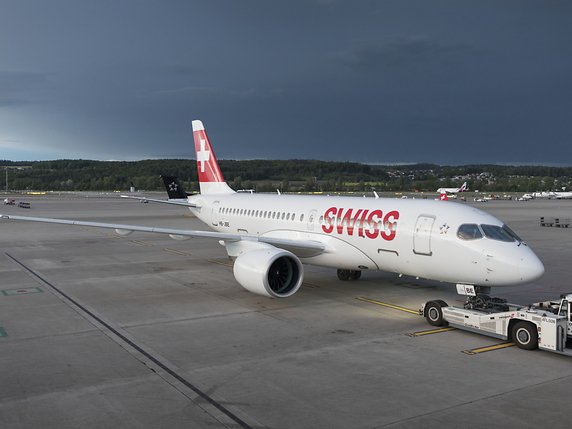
[425,300,448,327]
[512,322,538,350]
[349,270,362,280]
[337,269,351,281]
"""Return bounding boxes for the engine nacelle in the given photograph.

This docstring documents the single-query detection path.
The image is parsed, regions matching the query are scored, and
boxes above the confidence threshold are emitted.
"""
[233,247,303,298]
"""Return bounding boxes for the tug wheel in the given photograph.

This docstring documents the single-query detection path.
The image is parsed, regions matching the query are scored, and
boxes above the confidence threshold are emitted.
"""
[512,322,538,350]
[425,300,448,327]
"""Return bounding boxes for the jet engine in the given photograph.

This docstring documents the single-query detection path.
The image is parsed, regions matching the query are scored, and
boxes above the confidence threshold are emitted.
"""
[233,247,303,298]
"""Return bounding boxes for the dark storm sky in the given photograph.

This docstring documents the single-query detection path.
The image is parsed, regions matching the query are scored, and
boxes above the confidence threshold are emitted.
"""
[1,0,571,164]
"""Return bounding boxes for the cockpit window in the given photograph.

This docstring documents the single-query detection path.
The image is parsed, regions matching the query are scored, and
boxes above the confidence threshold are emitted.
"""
[457,224,483,240]
[480,224,519,242]
[502,224,523,242]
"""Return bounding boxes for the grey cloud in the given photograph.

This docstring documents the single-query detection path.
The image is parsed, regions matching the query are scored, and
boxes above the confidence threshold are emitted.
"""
[0,71,51,106]
[0,98,28,107]
[149,86,221,96]
[334,37,477,72]
[165,65,199,76]
[0,71,50,89]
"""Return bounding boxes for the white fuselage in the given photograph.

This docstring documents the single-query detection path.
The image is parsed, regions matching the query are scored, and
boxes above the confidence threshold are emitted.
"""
[187,193,544,287]
[555,192,572,199]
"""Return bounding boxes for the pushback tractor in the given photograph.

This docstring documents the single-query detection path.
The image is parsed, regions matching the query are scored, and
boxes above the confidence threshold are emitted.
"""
[421,285,572,356]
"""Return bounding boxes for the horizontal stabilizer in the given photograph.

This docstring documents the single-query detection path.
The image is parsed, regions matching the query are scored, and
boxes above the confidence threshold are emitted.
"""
[120,195,200,208]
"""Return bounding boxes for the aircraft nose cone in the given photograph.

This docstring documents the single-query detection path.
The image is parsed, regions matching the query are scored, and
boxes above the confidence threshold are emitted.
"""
[519,252,545,283]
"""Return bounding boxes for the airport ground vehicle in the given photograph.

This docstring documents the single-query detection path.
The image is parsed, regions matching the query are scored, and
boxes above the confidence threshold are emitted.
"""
[422,286,572,356]
[3,198,15,205]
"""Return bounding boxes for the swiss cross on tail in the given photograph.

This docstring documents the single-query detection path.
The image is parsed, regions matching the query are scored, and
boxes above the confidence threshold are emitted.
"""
[192,120,235,195]
[440,193,449,201]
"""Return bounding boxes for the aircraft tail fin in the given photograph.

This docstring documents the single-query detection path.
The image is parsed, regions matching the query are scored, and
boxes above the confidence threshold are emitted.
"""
[160,175,190,199]
[459,182,468,192]
[192,120,235,195]
[440,192,449,201]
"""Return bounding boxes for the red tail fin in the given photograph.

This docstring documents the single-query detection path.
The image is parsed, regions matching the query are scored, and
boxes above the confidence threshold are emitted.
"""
[192,120,234,195]
[440,192,449,201]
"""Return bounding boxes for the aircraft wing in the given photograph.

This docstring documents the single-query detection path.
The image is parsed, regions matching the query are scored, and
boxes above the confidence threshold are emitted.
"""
[120,195,200,208]
[0,214,326,257]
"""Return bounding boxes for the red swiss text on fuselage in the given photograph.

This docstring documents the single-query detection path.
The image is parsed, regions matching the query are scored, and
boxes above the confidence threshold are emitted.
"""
[321,207,399,241]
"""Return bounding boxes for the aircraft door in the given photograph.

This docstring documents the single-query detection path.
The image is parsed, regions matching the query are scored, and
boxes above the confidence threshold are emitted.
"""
[211,201,220,227]
[307,209,317,231]
[413,215,435,256]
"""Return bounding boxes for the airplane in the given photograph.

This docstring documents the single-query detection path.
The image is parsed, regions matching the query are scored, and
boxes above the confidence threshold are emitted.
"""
[517,194,533,201]
[0,120,544,298]
[531,191,556,199]
[554,191,572,199]
[436,182,468,195]
[529,190,572,200]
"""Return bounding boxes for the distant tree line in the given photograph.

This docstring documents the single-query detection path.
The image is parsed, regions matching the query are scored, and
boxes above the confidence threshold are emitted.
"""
[1,159,571,193]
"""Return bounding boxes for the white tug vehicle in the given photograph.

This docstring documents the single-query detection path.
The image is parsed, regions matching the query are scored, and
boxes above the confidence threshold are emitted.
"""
[422,285,572,356]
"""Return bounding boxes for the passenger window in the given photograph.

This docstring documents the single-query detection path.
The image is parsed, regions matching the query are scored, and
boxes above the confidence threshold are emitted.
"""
[300,214,304,222]
[457,224,483,240]
[281,213,285,220]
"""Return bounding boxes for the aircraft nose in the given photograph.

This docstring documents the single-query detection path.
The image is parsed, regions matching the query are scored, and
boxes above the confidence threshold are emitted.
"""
[519,251,545,283]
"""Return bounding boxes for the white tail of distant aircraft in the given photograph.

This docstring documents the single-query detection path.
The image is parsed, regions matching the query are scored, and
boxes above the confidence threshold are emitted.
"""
[437,182,468,194]
[1,121,544,298]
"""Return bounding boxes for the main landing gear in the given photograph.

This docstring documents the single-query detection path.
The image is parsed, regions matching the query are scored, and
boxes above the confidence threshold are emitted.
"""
[337,269,362,281]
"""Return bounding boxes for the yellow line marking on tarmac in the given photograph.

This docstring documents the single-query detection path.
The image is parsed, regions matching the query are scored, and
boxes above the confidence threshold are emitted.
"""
[303,282,320,289]
[80,227,122,239]
[207,259,233,268]
[462,342,515,355]
[163,248,193,257]
[130,240,152,246]
[82,225,233,267]
[407,327,457,337]
[356,297,420,315]
[163,248,233,268]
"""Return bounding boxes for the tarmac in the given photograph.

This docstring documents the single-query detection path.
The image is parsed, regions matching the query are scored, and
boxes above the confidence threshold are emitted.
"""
[1,193,572,429]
